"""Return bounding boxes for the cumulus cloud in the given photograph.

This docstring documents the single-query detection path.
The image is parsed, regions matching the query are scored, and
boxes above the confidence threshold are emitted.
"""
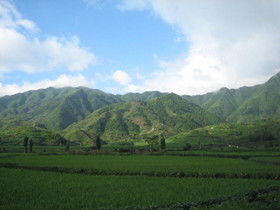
[119,0,280,95]
[112,70,132,85]
[0,0,96,75]
[0,74,94,96]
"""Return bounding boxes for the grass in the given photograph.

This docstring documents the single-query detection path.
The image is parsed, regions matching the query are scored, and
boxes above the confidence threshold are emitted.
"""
[249,156,280,165]
[167,121,280,149]
[0,145,84,153]
[203,191,280,210]
[1,168,279,210]
[155,150,280,158]
[1,154,280,179]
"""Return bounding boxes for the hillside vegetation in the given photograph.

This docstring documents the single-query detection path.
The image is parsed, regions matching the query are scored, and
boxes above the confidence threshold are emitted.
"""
[0,119,66,145]
[1,72,280,146]
[0,88,169,131]
[168,120,280,149]
[184,72,280,122]
[63,94,222,144]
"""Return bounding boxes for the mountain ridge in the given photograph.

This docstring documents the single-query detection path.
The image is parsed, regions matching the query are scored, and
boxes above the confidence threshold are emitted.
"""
[62,93,222,144]
[0,72,280,145]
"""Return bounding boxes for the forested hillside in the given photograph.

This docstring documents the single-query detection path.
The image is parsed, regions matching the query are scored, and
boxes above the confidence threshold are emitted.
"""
[168,120,280,149]
[184,72,280,122]
[0,87,121,130]
[0,119,66,145]
[63,94,222,144]
[1,72,280,146]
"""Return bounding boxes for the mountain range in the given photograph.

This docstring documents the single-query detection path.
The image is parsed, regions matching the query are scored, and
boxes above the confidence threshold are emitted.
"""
[184,72,280,122]
[63,94,221,144]
[0,72,280,145]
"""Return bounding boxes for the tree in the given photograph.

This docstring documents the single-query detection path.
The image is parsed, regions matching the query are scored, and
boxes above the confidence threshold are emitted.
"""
[23,136,28,153]
[29,138,33,153]
[145,135,159,152]
[65,141,70,152]
[129,141,134,154]
[96,135,101,151]
[183,143,192,151]
[160,134,166,151]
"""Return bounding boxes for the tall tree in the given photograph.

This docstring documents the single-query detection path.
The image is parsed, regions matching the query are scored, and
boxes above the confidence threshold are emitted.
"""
[23,136,28,153]
[65,141,70,152]
[96,136,101,151]
[160,134,166,151]
[29,138,33,153]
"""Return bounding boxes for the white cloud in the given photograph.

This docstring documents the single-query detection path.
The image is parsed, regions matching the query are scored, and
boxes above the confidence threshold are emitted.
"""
[0,74,94,96]
[0,0,96,75]
[112,70,132,85]
[119,0,280,95]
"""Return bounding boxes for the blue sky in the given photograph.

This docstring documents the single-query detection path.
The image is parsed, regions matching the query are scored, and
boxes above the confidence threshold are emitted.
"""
[0,0,280,96]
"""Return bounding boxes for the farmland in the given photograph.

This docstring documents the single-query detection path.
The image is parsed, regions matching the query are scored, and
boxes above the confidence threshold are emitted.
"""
[0,151,280,209]
[1,154,280,179]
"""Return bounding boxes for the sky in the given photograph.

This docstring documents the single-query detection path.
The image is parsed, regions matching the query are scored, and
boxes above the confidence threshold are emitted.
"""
[0,0,280,96]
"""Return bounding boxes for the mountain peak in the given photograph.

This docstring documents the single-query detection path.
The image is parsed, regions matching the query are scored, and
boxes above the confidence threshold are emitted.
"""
[219,87,230,92]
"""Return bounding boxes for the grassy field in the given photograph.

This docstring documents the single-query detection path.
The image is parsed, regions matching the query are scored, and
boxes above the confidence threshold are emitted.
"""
[1,168,279,209]
[0,151,279,209]
[1,154,280,179]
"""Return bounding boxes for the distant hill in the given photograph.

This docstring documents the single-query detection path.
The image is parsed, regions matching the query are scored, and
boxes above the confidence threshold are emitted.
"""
[184,72,280,122]
[183,85,261,120]
[0,119,66,145]
[0,87,122,130]
[228,73,280,122]
[1,72,280,146]
[0,88,169,131]
[167,120,280,149]
[119,91,168,102]
[63,94,222,144]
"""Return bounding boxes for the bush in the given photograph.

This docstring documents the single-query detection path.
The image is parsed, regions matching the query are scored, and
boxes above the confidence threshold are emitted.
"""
[183,143,192,151]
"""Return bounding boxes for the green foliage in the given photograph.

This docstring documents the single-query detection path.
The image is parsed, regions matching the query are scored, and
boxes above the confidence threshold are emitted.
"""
[184,85,261,120]
[120,91,167,102]
[23,136,28,153]
[96,135,101,151]
[0,87,122,130]
[28,138,33,153]
[167,120,280,149]
[160,135,166,150]
[1,167,278,209]
[185,72,280,122]
[2,154,280,178]
[183,143,192,151]
[65,141,70,152]
[229,73,280,122]
[0,119,67,146]
[63,94,222,144]
[1,72,280,148]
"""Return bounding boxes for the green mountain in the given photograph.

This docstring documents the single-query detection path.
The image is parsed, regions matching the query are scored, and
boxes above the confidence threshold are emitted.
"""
[229,73,280,122]
[1,72,280,146]
[0,87,122,130]
[0,88,170,131]
[0,119,66,146]
[183,85,261,120]
[184,72,280,122]
[63,94,222,144]
[167,120,280,149]
[119,91,168,102]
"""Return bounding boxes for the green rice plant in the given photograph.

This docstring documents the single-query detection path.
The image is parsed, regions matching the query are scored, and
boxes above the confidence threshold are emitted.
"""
[249,156,280,165]
[1,154,280,179]
[0,168,279,210]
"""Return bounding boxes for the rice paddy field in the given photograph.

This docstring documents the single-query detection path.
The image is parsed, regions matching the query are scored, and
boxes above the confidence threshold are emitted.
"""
[0,151,280,209]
